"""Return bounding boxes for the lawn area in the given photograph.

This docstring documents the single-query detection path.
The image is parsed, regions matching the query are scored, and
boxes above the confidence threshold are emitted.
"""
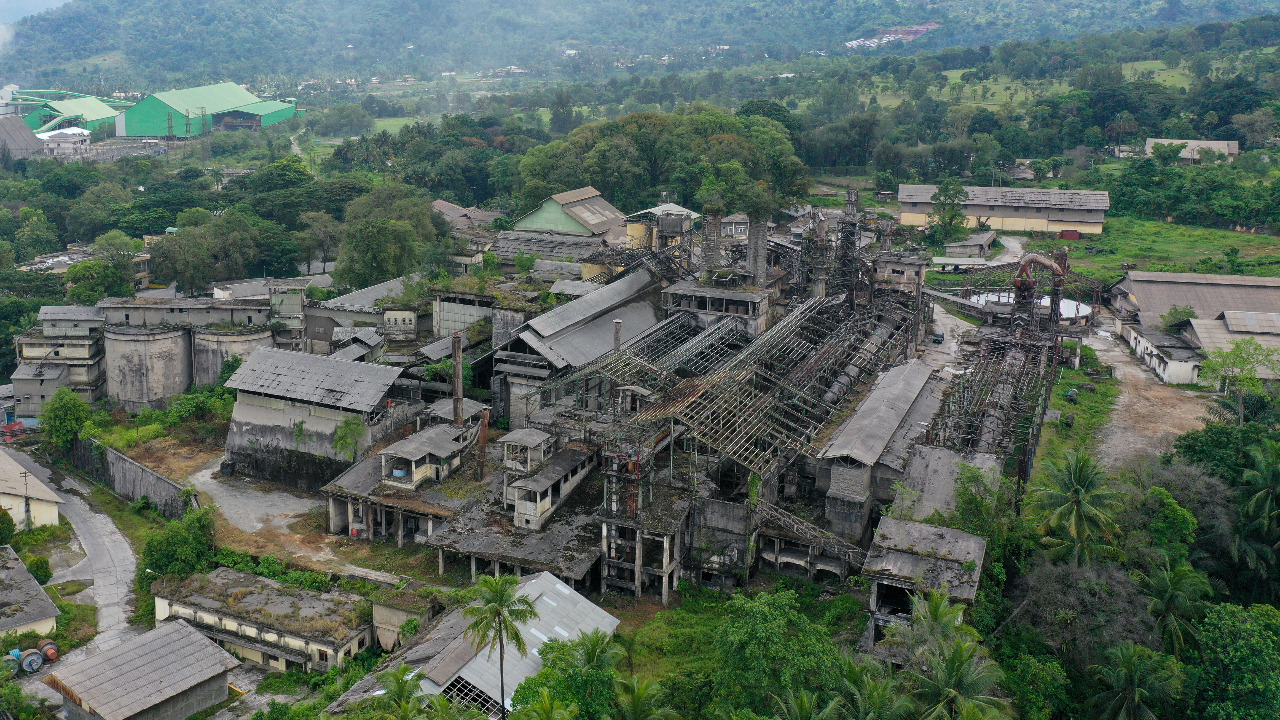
[373,116,416,133]
[1031,342,1121,480]
[1024,216,1280,283]
[1120,59,1193,89]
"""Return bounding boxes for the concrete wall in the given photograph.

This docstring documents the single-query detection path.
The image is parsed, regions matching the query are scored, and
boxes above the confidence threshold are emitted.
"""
[191,328,274,387]
[0,493,60,530]
[73,438,190,519]
[63,673,230,720]
[2,615,57,637]
[492,308,528,347]
[104,327,193,412]
[225,392,423,488]
[433,297,492,337]
[1120,324,1201,384]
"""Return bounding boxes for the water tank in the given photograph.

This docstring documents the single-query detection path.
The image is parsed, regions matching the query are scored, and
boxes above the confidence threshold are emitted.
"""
[191,327,273,386]
[104,326,193,413]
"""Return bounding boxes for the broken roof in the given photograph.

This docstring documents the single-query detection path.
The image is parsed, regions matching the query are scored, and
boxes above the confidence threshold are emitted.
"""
[629,203,701,220]
[427,397,488,421]
[819,360,934,465]
[511,447,593,493]
[898,184,1110,211]
[551,188,626,235]
[864,518,987,603]
[491,231,604,262]
[0,545,60,635]
[0,450,63,504]
[225,347,403,413]
[518,272,659,369]
[527,272,653,337]
[44,620,239,720]
[664,280,771,302]
[899,447,1001,521]
[380,425,468,461]
[321,275,418,314]
[154,567,369,646]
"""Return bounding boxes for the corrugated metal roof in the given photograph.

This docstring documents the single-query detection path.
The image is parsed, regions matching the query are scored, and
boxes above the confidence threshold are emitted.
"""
[10,363,66,381]
[897,184,1110,210]
[1116,271,1280,327]
[527,272,653,337]
[0,450,63,504]
[38,305,102,321]
[501,428,552,447]
[491,232,602,261]
[44,620,239,720]
[45,97,119,123]
[380,425,467,460]
[628,203,701,219]
[427,397,487,420]
[0,116,44,159]
[150,82,263,116]
[511,448,592,492]
[0,545,61,635]
[321,275,417,313]
[819,360,934,464]
[560,195,627,235]
[231,100,295,116]
[225,347,402,412]
[551,187,602,204]
[1222,310,1280,334]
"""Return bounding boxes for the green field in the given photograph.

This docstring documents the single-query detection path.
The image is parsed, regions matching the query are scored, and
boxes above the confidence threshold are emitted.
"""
[1025,217,1280,282]
[1119,59,1194,89]
[373,116,417,133]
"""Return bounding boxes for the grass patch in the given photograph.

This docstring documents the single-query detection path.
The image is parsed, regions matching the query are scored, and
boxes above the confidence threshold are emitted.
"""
[373,117,416,134]
[1025,217,1280,283]
[10,516,72,554]
[81,481,166,553]
[330,538,466,585]
[1031,342,1121,478]
[1,586,98,654]
[49,579,92,597]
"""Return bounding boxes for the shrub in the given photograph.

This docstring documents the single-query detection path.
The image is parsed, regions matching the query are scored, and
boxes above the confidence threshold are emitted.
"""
[24,555,51,585]
[0,508,14,546]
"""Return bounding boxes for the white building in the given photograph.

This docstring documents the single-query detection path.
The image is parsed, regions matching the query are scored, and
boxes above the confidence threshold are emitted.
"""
[0,449,63,530]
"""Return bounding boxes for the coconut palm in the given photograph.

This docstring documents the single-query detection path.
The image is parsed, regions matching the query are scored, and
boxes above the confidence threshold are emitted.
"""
[1088,642,1183,720]
[882,591,979,657]
[770,689,842,720]
[511,689,579,720]
[609,677,681,720]
[1241,439,1280,535]
[463,575,539,720]
[903,639,1012,720]
[1028,451,1123,568]
[422,695,488,720]
[575,628,628,672]
[839,656,915,720]
[376,663,424,706]
[1137,562,1211,658]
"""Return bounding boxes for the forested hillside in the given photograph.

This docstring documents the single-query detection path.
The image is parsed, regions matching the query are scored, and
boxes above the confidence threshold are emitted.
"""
[5,0,1280,88]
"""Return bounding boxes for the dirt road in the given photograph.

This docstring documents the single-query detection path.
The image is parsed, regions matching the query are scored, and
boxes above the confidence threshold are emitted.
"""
[1085,327,1209,469]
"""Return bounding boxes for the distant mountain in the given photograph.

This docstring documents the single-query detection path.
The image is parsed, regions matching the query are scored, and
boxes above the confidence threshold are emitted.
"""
[3,0,1279,89]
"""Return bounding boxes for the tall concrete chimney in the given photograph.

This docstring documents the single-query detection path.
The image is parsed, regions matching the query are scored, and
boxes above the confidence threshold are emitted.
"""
[747,218,768,286]
[703,213,722,272]
[452,332,464,426]
[613,319,623,352]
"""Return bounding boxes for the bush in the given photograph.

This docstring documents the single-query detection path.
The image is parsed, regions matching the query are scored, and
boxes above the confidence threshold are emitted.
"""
[0,508,14,546]
[24,555,51,585]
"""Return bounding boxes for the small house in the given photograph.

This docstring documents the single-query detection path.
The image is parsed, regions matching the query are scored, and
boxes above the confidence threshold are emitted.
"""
[513,187,627,245]
[0,450,63,530]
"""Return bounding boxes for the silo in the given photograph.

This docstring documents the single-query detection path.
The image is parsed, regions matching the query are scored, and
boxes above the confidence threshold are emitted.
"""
[191,327,273,387]
[103,326,192,412]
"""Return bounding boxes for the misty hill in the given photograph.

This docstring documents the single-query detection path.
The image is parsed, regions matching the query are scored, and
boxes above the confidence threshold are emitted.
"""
[4,0,1280,88]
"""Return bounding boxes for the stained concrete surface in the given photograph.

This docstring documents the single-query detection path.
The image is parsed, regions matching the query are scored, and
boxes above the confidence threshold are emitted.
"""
[188,458,322,533]
[2,447,143,702]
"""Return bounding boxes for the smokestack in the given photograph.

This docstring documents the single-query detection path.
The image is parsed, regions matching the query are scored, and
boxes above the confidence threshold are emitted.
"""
[452,332,464,426]
[703,213,722,272]
[613,319,622,352]
[748,218,767,286]
[845,188,858,216]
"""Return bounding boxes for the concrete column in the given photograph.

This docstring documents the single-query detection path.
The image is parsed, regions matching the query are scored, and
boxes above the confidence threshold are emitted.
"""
[396,510,404,548]
[470,555,477,583]
[428,517,434,536]
[493,559,500,577]
[328,497,339,533]
[514,565,521,578]
[774,537,781,570]
[634,533,643,598]
[347,501,354,535]
[601,523,609,594]
[438,549,445,575]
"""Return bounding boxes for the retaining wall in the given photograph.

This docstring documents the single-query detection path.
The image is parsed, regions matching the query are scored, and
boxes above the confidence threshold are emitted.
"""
[73,438,190,518]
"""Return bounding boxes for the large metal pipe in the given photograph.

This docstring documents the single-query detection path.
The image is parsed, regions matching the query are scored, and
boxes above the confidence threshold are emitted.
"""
[452,332,464,426]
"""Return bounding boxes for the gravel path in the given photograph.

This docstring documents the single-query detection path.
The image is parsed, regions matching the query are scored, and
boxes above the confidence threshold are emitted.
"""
[188,458,321,533]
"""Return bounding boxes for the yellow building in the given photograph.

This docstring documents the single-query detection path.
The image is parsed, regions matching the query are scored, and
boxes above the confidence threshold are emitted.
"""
[0,450,63,530]
[897,185,1109,235]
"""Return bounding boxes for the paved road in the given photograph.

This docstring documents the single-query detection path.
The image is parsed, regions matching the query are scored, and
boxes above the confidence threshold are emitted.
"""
[189,458,321,533]
[992,235,1025,264]
[2,447,142,701]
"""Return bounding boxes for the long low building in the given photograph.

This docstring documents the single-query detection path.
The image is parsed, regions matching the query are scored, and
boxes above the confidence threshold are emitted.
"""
[898,185,1109,235]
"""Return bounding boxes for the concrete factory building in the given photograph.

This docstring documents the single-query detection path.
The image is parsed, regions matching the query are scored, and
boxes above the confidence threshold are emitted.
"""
[898,185,1110,235]
[44,620,240,720]
[116,82,300,138]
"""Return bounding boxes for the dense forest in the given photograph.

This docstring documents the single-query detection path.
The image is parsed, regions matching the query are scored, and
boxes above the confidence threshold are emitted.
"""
[6,0,1280,88]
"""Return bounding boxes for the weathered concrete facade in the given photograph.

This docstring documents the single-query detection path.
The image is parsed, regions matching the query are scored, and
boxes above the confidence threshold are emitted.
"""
[191,327,274,387]
[103,326,192,412]
[73,438,190,518]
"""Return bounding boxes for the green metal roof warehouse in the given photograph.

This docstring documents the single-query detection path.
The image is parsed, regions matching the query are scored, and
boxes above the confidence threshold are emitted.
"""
[116,82,301,138]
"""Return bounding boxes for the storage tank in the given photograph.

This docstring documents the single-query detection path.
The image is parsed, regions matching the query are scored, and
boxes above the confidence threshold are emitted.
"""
[191,327,273,387]
[104,326,193,412]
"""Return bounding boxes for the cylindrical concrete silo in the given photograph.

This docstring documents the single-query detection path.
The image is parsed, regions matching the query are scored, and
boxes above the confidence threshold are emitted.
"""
[191,327,273,387]
[103,326,192,412]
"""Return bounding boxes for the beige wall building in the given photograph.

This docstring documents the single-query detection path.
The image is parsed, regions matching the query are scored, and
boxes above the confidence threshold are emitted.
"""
[898,185,1110,235]
[0,450,63,530]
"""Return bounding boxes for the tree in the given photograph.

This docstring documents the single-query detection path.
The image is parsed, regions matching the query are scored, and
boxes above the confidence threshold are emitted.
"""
[1028,451,1123,567]
[1239,439,1280,538]
[513,630,623,720]
[331,416,364,461]
[928,179,969,246]
[464,574,539,720]
[771,690,840,720]
[0,508,14,546]
[309,104,375,138]
[609,677,680,720]
[512,689,579,720]
[0,241,14,270]
[839,657,914,720]
[65,260,133,305]
[1149,142,1188,167]
[904,638,1012,720]
[1138,561,1210,659]
[90,229,144,278]
[1200,337,1280,425]
[39,386,91,453]
[1188,603,1280,719]
[1160,305,1196,332]
[13,208,60,263]
[1089,642,1182,720]
[24,555,51,585]
[1106,111,1139,146]
[334,218,421,289]
[712,590,840,713]
[881,591,978,659]
[298,212,342,271]
[138,507,217,587]
[422,695,487,720]
[1233,109,1278,149]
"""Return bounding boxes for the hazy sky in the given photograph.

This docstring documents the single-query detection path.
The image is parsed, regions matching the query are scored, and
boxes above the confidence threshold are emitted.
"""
[0,0,68,24]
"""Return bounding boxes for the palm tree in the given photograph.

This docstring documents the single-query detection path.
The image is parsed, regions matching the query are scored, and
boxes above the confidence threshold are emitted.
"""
[376,663,424,706]
[771,689,842,720]
[1028,451,1123,568]
[575,629,627,673]
[903,639,1012,720]
[511,689,579,720]
[839,657,915,720]
[1088,642,1183,720]
[882,591,978,657]
[463,575,539,720]
[609,677,681,720]
[1137,562,1211,658]
[1241,440,1280,536]
[422,695,487,720]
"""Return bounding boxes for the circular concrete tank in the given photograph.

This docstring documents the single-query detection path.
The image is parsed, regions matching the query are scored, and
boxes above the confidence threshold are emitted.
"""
[192,327,273,387]
[104,326,192,412]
